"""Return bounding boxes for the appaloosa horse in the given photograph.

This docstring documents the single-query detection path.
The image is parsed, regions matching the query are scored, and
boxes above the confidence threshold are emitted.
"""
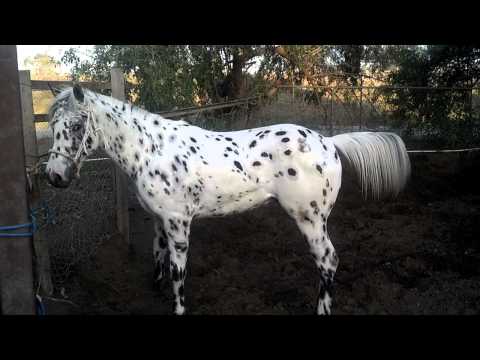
[45,84,411,315]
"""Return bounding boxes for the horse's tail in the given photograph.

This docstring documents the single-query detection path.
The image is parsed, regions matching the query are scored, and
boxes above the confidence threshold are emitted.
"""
[331,132,411,200]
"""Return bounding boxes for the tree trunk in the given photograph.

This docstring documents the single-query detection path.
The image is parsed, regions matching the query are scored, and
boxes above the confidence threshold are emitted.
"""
[217,48,249,100]
[230,51,245,98]
[342,45,364,85]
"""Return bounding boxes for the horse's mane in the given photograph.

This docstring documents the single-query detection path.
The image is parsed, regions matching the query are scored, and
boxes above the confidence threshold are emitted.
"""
[48,87,76,124]
[48,86,183,126]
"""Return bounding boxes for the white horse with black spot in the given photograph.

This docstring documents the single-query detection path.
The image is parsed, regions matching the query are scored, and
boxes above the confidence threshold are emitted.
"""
[45,84,411,315]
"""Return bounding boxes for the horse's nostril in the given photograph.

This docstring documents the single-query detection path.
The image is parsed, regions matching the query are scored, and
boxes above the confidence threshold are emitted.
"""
[53,173,62,184]
[48,172,65,187]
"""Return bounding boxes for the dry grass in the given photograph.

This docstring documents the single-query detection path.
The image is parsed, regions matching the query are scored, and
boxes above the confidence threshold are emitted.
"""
[246,91,391,135]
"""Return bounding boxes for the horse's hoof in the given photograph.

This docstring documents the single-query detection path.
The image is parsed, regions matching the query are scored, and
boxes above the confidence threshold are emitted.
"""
[174,307,186,315]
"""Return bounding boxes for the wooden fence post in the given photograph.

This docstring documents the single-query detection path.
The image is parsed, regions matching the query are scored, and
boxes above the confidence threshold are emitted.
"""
[110,67,130,248]
[19,70,53,296]
[0,46,35,314]
[243,99,250,129]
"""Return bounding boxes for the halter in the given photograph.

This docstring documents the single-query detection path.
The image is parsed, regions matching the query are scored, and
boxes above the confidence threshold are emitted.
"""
[48,104,108,177]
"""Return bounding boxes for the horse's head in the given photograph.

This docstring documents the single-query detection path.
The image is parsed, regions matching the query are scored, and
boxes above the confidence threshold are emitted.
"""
[46,84,101,188]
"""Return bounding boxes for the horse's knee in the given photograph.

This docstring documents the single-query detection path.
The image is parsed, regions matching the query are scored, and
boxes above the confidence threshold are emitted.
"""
[169,258,186,282]
[173,241,188,253]
[153,257,168,283]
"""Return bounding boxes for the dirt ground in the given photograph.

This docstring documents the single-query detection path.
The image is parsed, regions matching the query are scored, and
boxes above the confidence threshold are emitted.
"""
[43,151,480,315]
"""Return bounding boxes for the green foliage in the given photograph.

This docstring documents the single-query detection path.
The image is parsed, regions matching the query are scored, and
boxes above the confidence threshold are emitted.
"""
[63,46,196,111]
[385,46,480,146]
[62,45,267,112]
[257,45,332,85]
[61,45,480,147]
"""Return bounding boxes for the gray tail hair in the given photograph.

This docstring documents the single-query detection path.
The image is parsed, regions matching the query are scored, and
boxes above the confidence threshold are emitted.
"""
[332,132,411,200]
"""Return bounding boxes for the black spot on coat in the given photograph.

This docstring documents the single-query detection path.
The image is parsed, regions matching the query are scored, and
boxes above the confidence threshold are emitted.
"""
[234,161,243,171]
[298,129,307,138]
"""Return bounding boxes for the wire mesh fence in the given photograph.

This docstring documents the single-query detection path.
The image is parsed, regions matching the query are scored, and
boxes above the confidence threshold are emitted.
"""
[38,156,115,285]
[34,82,480,287]
[247,85,480,148]
[37,131,116,286]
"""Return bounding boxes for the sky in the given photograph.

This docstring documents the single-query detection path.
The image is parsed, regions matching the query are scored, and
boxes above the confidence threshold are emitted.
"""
[16,45,94,71]
[16,45,263,75]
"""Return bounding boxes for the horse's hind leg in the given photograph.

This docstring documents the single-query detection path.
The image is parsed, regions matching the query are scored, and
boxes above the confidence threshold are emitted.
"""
[276,168,341,314]
[294,218,339,315]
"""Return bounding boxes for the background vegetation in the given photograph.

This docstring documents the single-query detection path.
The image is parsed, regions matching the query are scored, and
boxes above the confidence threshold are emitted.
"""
[25,45,480,147]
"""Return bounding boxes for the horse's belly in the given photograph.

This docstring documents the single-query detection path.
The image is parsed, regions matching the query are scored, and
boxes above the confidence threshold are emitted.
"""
[196,187,273,218]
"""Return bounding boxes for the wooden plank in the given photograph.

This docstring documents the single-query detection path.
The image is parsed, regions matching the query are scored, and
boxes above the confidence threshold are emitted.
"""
[34,114,48,123]
[34,96,260,123]
[157,96,258,114]
[30,80,110,91]
[110,67,130,248]
[20,71,38,167]
[0,46,35,314]
[19,70,53,296]
[277,84,480,91]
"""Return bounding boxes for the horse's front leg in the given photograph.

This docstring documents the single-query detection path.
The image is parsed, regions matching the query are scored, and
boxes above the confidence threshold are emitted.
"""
[163,215,192,315]
[153,216,169,284]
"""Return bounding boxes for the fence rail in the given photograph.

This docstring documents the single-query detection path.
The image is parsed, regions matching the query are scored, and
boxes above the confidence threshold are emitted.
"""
[34,93,260,123]
[157,96,259,118]
[275,84,480,91]
[30,80,110,91]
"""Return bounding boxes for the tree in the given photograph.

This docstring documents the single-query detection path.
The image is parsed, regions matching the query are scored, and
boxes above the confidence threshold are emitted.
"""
[386,45,480,146]
[257,46,333,86]
[62,45,267,112]
[61,45,408,109]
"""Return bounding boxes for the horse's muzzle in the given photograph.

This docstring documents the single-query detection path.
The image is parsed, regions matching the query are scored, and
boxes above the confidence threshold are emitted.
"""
[47,170,72,188]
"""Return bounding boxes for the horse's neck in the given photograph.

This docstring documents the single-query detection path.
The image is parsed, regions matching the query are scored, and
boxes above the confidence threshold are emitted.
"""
[89,94,142,169]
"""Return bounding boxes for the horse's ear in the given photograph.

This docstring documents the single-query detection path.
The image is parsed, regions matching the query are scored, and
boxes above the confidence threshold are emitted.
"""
[73,83,85,103]
[48,83,61,97]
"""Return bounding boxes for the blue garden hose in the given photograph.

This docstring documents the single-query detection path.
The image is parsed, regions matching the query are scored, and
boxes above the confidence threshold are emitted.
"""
[35,295,46,316]
[0,204,53,315]
[0,222,35,237]
[0,202,54,238]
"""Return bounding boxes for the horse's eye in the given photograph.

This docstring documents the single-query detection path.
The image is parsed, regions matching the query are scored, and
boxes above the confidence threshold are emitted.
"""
[72,124,82,132]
